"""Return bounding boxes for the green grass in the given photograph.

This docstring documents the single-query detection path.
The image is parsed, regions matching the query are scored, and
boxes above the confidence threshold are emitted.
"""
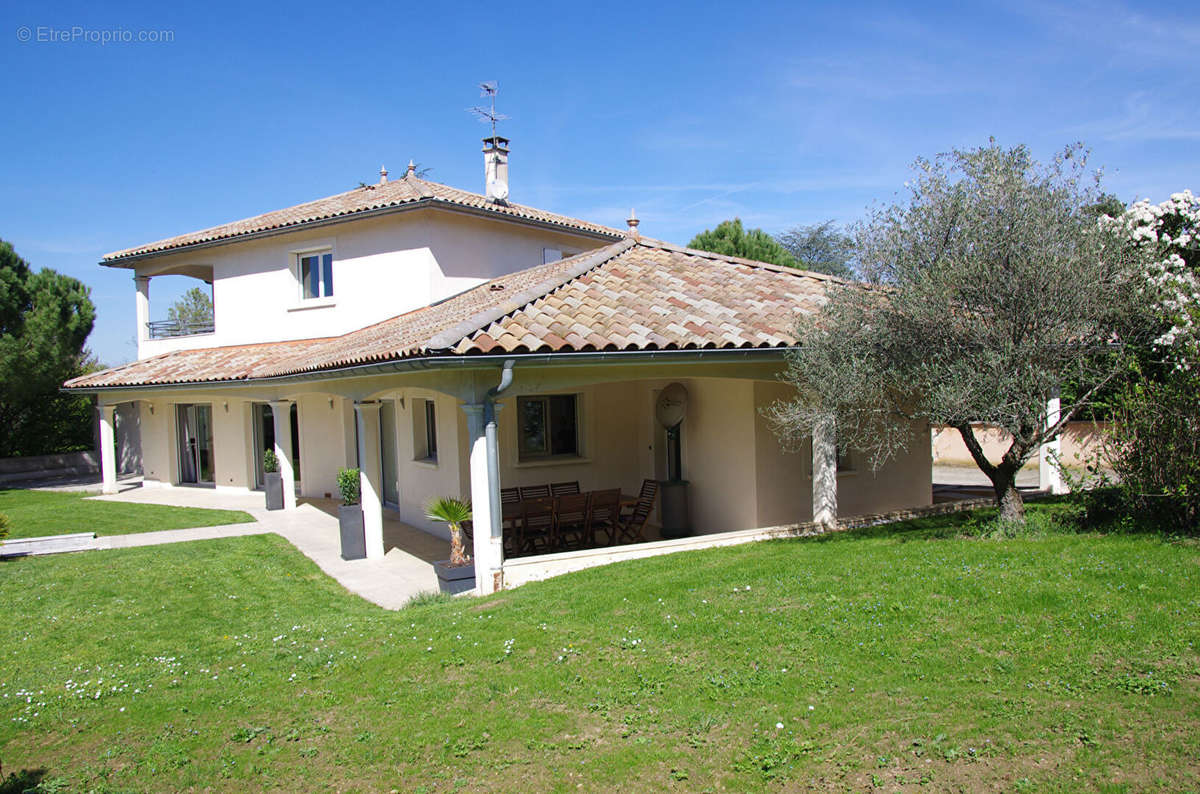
[1,505,1198,792]
[0,489,255,539]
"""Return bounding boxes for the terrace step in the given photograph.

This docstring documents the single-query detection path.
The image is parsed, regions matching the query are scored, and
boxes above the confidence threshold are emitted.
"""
[0,532,98,558]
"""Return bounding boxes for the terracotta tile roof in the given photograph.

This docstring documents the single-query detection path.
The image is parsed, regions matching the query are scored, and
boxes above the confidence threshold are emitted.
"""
[102,175,624,263]
[66,239,833,390]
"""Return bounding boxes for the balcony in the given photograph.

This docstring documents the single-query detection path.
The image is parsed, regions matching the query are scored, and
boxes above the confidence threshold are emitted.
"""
[146,319,215,339]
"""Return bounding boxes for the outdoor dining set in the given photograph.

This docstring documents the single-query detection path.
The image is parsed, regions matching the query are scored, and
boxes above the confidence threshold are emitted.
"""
[465,479,659,558]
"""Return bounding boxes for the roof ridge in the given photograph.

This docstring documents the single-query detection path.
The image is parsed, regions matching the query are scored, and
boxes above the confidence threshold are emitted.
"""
[633,237,847,283]
[423,238,636,351]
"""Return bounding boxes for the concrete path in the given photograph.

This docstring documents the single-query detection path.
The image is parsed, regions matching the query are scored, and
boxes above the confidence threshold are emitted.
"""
[76,486,450,610]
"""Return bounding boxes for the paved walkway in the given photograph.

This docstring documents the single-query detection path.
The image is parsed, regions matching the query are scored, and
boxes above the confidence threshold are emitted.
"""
[80,486,453,609]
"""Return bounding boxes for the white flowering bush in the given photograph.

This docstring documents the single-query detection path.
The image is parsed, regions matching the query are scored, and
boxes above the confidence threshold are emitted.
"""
[1096,191,1200,533]
[1107,190,1200,370]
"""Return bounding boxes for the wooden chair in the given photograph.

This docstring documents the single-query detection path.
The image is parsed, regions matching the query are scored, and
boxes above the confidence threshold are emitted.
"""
[588,489,623,546]
[500,487,521,506]
[615,489,655,545]
[554,492,591,550]
[517,497,555,555]
[550,481,581,497]
[520,484,551,500]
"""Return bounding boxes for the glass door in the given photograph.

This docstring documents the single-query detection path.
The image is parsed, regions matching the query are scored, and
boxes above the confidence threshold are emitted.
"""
[252,402,301,490]
[176,404,215,486]
[380,400,399,507]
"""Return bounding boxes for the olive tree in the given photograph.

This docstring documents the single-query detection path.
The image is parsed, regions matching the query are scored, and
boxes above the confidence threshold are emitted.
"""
[766,143,1149,522]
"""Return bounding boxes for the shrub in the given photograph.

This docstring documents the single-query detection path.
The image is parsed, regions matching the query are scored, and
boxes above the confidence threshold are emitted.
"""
[1105,375,1200,534]
[337,468,360,505]
[262,448,279,474]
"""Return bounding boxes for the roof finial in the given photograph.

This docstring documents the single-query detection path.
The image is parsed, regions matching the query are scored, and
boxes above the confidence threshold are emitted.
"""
[406,160,416,177]
[626,208,640,238]
[379,165,388,184]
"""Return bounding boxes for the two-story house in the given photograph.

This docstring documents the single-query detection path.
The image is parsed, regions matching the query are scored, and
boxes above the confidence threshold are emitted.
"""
[66,137,933,593]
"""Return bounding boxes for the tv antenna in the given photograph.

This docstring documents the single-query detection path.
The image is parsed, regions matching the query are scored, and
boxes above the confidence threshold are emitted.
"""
[469,81,509,139]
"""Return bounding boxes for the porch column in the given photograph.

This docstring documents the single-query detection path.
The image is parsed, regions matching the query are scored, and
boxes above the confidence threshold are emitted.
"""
[134,275,150,344]
[464,403,504,595]
[99,403,118,495]
[811,414,837,527]
[354,401,385,560]
[269,400,297,510]
[1039,391,1068,495]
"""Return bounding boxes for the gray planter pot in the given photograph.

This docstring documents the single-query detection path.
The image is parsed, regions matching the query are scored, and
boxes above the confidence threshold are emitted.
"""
[659,479,691,538]
[338,504,366,560]
[264,472,284,510]
[434,560,475,582]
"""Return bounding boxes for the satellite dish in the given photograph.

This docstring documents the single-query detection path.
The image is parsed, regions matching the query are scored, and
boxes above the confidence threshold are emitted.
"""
[656,383,688,429]
[487,176,508,201]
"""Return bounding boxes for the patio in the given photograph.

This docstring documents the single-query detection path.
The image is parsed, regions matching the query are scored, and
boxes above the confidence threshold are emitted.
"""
[87,484,453,607]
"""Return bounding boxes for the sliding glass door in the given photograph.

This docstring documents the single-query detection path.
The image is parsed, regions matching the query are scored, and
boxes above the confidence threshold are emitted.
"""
[176,404,214,486]
[252,402,301,490]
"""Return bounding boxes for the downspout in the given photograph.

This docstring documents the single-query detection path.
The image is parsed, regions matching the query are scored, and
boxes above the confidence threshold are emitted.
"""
[484,360,515,542]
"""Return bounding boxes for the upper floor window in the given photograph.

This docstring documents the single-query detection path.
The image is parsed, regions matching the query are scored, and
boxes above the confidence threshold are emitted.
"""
[518,394,579,460]
[298,251,333,299]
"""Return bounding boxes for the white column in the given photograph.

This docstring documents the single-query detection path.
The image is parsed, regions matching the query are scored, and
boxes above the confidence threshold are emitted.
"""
[355,401,385,560]
[269,400,297,510]
[134,276,150,346]
[464,404,503,594]
[99,403,118,495]
[811,415,838,527]
[1039,392,1068,495]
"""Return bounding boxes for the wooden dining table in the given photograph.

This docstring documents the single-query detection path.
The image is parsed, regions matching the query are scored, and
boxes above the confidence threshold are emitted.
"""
[499,493,640,554]
[500,493,638,523]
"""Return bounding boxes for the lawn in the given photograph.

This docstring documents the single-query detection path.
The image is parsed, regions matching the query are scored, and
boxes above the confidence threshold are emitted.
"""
[0,489,255,539]
[1,505,1197,792]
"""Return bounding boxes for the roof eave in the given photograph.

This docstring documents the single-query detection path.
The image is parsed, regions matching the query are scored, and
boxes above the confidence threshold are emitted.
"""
[100,198,625,268]
[62,346,797,395]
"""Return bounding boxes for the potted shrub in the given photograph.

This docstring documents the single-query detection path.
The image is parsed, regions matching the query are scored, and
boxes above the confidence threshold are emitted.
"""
[337,467,366,560]
[426,496,475,585]
[263,449,284,510]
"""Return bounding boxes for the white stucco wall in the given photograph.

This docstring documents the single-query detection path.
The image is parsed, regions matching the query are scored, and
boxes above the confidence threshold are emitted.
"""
[131,208,608,360]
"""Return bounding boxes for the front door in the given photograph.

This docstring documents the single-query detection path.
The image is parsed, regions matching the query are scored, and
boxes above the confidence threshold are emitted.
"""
[176,404,214,485]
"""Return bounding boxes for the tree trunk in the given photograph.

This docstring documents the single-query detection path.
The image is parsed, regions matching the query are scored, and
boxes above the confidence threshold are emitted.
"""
[994,477,1026,523]
[449,525,468,567]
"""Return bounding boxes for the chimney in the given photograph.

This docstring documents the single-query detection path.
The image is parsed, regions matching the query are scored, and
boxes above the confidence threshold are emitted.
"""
[483,136,510,203]
[406,160,416,177]
[379,165,388,184]
[626,208,640,238]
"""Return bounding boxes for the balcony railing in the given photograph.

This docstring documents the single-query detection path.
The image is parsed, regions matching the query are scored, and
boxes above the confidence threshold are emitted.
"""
[146,319,215,339]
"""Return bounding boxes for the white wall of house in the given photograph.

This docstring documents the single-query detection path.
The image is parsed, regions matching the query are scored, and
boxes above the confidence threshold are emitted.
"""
[130,209,606,360]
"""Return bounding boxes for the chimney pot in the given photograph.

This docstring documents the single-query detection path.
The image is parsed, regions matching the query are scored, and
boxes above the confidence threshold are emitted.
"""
[626,208,640,237]
[379,165,388,184]
[406,160,416,177]
[482,136,510,203]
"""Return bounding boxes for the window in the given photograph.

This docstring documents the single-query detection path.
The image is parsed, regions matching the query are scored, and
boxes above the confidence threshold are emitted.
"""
[518,394,579,460]
[413,398,438,462]
[836,444,854,472]
[298,251,333,299]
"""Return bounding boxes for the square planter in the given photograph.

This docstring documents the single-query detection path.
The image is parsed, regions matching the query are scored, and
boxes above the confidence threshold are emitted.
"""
[264,472,284,511]
[434,560,475,583]
[338,504,366,560]
[659,479,692,538]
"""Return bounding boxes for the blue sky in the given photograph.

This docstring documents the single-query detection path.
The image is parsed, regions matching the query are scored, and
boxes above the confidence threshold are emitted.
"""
[2,0,1197,366]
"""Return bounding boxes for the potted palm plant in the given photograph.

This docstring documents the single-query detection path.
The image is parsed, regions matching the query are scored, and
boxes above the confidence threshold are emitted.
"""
[426,496,474,585]
[263,449,284,510]
[337,467,366,560]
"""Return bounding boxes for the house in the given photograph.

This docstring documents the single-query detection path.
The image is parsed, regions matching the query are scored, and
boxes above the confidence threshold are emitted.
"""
[65,137,933,593]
